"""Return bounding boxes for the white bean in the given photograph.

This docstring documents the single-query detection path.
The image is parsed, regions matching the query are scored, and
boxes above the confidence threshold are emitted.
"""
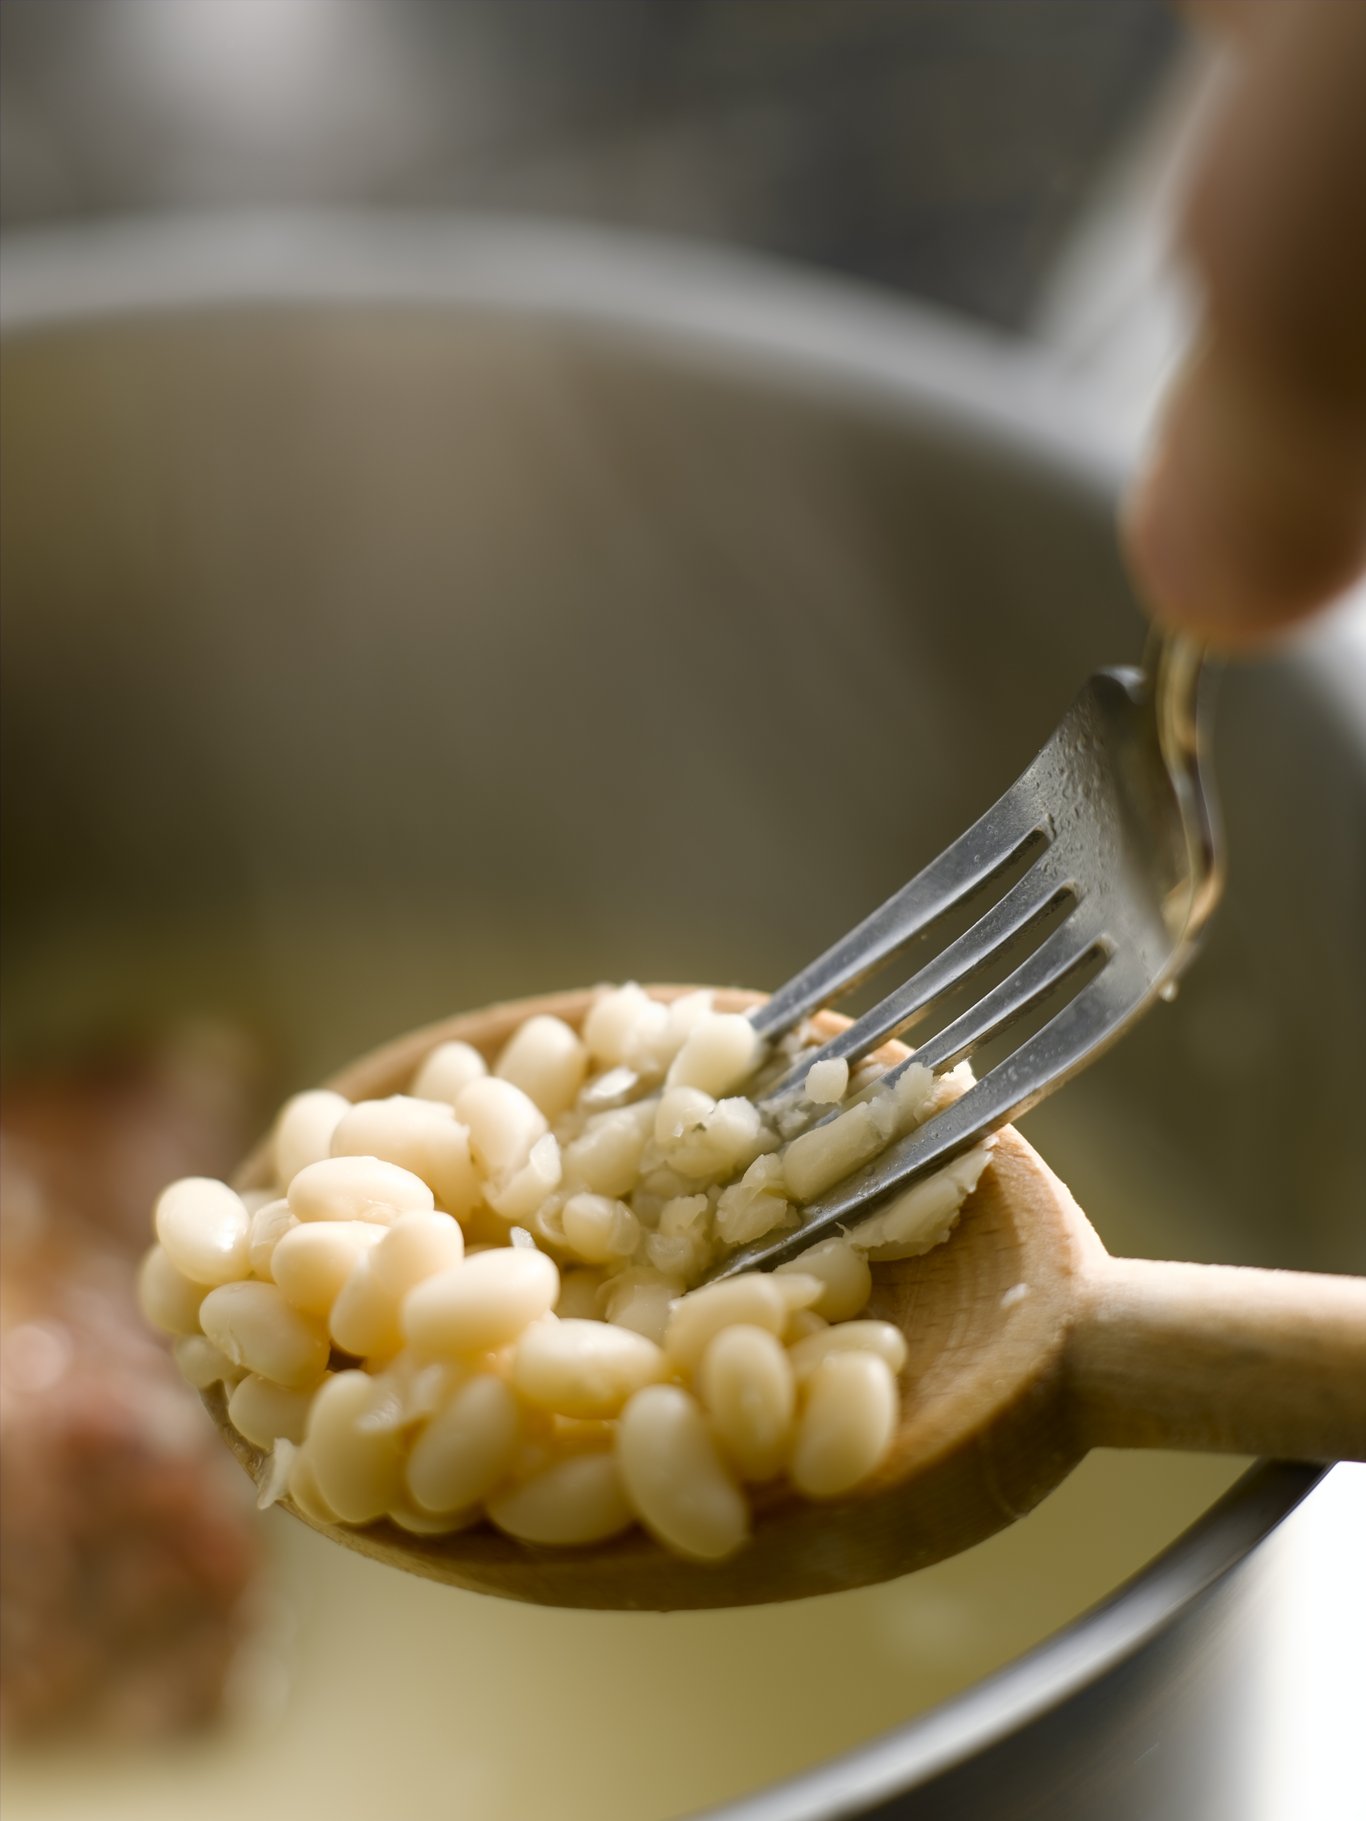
[154,1177,251,1286]
[270,1220,387,1317]
[663,989,715,1047]
[137,1244,207,1336]
[664,1275,787,1374]
[665,1012,760,1098]
[647,1196,712,1279]
[771,1271,824,1317]
[303,1371,407,1524]
[804,1057,849,1104]
[582,983,656,1067]
[174,1333,243,1390]
[785,1309,829,1345]
[668,1097,767,1181]
[286,1447,339,1525]
[335,1223,473,1369]
[487,1451,634,1546]
[405,1373,522,1514]
[560,1192,640,1265]
[653,1085,714,1148]
[697,1324,795,1482]
[199,1281,330,1388]
[895,1061,937,1125]
[494,1015,589,1120]
[714,1169,791,1247]
[781,1102,887,1203]
[370,1210,466,1297]
[790,1352,898,1498]
[511,1319,666,1419]
[526,1198,569,1254]
[786,1320,908,1382]
[601,1271,680,1346]
[358,1353,462,1432]
[561,1108,649,1198]
[248,1199,298,1277]
[657,1194,710,1240]
[228,1372,318,1448]
[328,1261,402,1361]
[288,1155,433,1224]
[849,1140,993,1259]
[403,1247,559,1358]
[454,1077,547,1179]
[579,1065,642,1112]
[485,1133,562,1224]
[273,1089,349,1185]
[330,1096,480,1217]
[644,1228,708,1283]
[618,1385,749,1561]
[411,1040,487,1106]
[619,997,676,1073]
[780,1237,872,1322]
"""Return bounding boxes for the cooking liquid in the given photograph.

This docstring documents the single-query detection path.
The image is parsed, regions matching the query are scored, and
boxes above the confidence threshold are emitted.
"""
[4,1452,1246,1821]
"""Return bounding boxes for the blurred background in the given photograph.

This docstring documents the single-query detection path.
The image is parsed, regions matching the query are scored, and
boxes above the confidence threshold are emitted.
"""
[1,0,1178,328]
[2,6,1362,1820]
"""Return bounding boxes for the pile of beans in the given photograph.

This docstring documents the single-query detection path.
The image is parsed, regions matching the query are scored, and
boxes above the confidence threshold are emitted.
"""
[139,988,993,1562]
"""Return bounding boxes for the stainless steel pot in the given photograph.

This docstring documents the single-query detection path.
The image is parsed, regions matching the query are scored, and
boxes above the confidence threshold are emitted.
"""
[2,218,1362,1820]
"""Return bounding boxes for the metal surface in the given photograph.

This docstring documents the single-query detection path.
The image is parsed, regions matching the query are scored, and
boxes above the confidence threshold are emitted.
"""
[716,1462,1323,1821]
[725,632,1218,1274]
[2,218,1363,1820]
[0,0,1178,329]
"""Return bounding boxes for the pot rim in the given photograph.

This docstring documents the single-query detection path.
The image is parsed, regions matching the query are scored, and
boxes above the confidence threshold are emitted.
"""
[0,212,1348,1812]
[5,209,1361,729]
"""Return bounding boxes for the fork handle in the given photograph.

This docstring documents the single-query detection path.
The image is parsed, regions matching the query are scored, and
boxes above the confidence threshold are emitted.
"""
[1068,1256,1366,1461]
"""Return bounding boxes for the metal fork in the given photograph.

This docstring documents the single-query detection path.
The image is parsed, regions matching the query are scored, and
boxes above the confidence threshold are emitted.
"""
[710,631,1221,1279]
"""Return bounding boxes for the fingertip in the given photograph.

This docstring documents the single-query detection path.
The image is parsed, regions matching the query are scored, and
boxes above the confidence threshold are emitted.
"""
[1122,444,1316,651]
[1123,342,1366,650]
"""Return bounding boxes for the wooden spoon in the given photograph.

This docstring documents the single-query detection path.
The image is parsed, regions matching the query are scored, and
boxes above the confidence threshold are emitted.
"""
[207,987,1366,1611]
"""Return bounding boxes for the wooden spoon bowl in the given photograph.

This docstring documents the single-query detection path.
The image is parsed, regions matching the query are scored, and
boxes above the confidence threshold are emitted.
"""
[208,988,1366,1610]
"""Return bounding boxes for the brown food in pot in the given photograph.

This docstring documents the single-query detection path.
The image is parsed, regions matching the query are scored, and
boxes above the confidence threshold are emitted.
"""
[0,1029,267,1742]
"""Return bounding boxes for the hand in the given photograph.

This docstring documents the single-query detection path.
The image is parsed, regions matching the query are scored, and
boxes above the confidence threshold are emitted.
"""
[1123,1,1366,646]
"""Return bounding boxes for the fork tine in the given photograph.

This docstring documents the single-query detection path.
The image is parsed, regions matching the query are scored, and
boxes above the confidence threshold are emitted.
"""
[759,859,1073,1103]
[749,786,1049,1045]
[905,913,1106,1076]
[715,964,1137,1277]
[709,634,1221,1282]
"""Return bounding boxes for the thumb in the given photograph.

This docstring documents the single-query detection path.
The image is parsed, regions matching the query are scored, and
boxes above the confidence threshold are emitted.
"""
[1125,334,1366,647]
[1125,1,1366,646]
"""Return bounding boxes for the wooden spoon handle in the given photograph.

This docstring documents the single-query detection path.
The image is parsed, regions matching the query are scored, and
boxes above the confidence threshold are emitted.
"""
[1068,1257,1366,1460]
